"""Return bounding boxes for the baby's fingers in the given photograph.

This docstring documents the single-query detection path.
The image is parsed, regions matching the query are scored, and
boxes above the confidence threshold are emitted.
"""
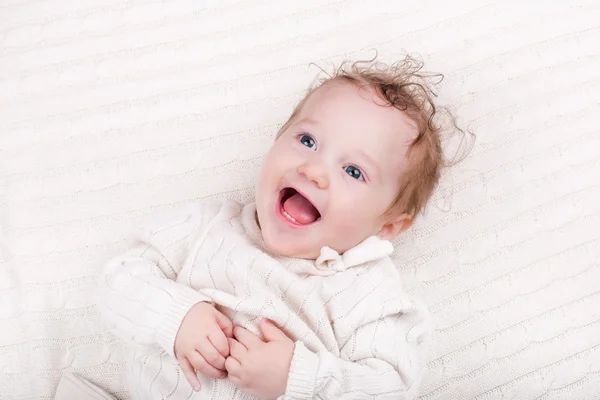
[214,309,234,338]
[198,338,227,370]
[178,356,201,392]
[208,327,230,359]
[189,351,227,380]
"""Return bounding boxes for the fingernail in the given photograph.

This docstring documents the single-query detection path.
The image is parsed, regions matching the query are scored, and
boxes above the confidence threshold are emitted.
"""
[194,384,200,391]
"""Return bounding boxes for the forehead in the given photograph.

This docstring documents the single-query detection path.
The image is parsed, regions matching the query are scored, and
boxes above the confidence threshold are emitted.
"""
[297,80,417,170]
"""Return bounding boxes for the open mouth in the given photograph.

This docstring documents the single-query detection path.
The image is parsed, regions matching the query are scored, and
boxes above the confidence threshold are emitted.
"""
[278,187,321,226]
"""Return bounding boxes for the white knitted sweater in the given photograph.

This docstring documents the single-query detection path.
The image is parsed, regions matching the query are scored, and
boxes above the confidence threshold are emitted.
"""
[95,199,430,400]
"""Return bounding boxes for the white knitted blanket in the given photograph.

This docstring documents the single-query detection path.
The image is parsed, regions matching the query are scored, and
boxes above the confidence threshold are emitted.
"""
[1,1,599,399]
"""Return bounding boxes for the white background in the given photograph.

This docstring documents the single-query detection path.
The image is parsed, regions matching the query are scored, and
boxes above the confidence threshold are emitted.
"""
[1,1,599,399]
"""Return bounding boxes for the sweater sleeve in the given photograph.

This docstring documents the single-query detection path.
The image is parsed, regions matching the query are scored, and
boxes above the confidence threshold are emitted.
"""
[282,297,431,400]
[95,200,225,357]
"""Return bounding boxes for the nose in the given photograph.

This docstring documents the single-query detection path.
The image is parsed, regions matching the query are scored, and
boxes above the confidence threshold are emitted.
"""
[298,162,329,189]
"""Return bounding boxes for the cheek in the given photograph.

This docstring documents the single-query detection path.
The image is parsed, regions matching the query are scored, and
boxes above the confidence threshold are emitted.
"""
[257,147,296,203]
[323,201,380,253]
[259,151,282,182]
[329,194,379,228]
[264,143,297,170]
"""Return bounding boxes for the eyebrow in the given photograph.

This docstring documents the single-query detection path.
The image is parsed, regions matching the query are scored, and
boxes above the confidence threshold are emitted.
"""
[295,117,319,127]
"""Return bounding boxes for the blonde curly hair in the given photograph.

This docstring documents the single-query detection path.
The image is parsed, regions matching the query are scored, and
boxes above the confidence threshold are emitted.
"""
[277,55,469,218]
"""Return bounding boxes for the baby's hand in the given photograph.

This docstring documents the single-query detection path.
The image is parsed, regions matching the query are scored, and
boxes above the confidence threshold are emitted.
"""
[225,319,295,400]
[174,302,234,391]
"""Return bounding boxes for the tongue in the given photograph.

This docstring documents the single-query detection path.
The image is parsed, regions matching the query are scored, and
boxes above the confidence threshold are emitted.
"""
[282,193,320,224]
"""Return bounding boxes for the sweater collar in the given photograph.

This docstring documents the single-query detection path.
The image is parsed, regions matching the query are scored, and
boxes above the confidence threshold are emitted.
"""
[242,203,394,276]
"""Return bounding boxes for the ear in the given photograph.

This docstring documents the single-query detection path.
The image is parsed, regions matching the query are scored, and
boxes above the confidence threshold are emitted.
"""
[377,213,414,241]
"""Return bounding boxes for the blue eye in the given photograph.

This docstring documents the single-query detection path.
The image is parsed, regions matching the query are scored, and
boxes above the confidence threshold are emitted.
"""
[300,134,316,149]
[345,165,364,181]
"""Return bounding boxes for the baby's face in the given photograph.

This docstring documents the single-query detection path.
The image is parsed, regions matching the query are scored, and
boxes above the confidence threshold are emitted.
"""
[256,80,416,259]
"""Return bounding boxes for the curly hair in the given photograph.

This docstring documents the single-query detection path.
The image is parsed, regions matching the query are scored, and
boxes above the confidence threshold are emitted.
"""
[277,55,470,218]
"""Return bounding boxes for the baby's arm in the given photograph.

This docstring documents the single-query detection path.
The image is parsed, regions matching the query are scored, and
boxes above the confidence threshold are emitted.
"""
[96,201,224,355]
[283,299,430,400]
[223,293,430,399]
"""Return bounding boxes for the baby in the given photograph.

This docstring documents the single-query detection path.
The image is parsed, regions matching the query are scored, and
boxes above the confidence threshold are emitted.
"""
[82,58,452,400]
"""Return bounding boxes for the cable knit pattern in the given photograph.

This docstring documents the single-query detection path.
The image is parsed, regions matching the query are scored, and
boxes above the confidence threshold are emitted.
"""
[1,1,599,399]
[95,199,428,399]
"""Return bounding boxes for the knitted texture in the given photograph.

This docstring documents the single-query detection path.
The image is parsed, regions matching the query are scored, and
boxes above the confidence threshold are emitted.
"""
[1,1,599,399]
[95,200,428,399]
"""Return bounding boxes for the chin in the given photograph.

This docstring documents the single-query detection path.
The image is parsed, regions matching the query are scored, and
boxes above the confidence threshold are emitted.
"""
[262,229,318,259]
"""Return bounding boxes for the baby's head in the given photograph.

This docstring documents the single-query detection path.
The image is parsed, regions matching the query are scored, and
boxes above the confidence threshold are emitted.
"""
[256,57,453,259]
